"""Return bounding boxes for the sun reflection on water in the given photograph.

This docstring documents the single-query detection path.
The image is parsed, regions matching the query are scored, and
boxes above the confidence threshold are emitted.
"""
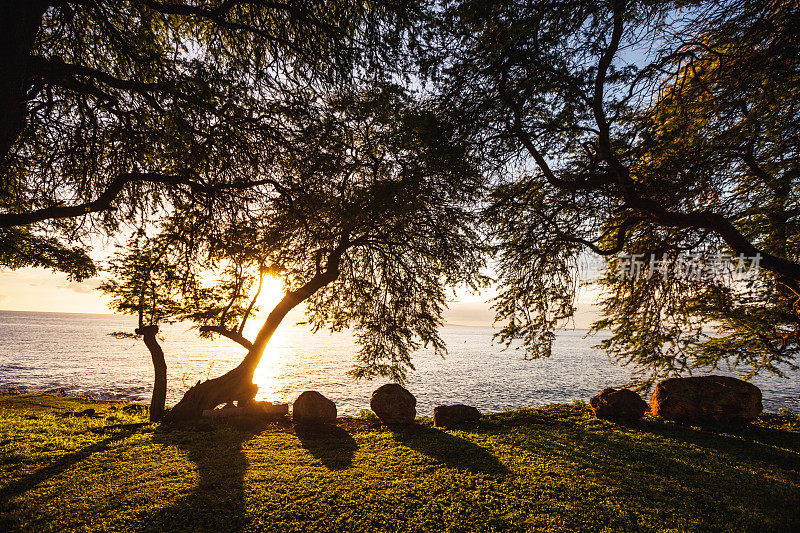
[251,323,289,402]
[241,275,293,403]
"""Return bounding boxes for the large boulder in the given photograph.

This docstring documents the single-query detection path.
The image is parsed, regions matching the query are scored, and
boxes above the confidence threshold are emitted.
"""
[433,404,481,428]
[370,384,416,424]
[590,388,648,421]
[650,376,762,425]
[293,391,337,424]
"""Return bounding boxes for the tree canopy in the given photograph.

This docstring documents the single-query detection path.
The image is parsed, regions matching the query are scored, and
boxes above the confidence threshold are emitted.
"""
[430,0,800,383]
[0,0,420,279]
[6,0,800,400]
[101,84,486,419]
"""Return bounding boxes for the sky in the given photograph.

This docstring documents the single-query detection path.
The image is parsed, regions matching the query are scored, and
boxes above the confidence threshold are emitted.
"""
[0,266,602,329]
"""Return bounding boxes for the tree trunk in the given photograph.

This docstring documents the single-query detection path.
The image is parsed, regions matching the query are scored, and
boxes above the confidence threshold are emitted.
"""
[0,1,46,162]
[165,292,300,422]
[165,245,347,422]
[136,325,167,422]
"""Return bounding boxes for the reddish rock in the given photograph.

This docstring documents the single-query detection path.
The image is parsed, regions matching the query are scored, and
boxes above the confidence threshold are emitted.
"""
[433,404,481,427]
[370,384,416,424]
[293,391,337,424]
[650,376,762,425]
[590,388,648,421]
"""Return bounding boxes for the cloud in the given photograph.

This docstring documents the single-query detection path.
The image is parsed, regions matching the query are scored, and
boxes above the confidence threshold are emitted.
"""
[58,279,101,294]
[443,301,495,327]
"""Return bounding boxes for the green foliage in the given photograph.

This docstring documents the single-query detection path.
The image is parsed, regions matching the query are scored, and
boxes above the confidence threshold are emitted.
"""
[99,206,263,338]
[432,0,800,382]
[100,230,193,329]
[1,1,422,278]
[0,227,95,281]
[487,181,583,359]
[292,86,488,381]
[358,409,378,420]
[592,0,800,382]
[100,83,486,381]
[2,394,799,532]
[430,0,683,362]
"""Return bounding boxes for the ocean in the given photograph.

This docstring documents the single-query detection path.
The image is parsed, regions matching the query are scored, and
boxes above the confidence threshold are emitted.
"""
[0,310,798,415]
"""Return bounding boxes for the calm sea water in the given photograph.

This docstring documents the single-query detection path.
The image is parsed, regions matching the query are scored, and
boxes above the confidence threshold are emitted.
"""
[0,310,798,414]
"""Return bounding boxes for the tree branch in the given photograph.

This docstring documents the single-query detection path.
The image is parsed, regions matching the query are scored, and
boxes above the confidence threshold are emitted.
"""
[630,199,800,282]
[237,269,265,335]
[0,173,286,228]
[0,173,198,228]
[199,325,254,350]
[592,0,631,189]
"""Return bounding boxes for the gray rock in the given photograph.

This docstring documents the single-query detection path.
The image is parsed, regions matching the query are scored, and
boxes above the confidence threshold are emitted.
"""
[370,384,416,424]
[293,391,337,424]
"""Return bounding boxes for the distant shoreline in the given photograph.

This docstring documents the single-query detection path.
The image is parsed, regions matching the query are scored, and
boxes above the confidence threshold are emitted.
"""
[0,308,119,318]
[0,309,594,330]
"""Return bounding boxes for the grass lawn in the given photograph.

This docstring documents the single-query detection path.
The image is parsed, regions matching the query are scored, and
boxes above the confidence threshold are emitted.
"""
[0,393,798,532]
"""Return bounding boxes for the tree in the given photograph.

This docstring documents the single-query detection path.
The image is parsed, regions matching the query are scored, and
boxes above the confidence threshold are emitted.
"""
[0,1,420,278]
[431,0,800,382]
[100,84,486,421]
[100,234,185,422]
[100,209,267,421]
[592,0,800,382]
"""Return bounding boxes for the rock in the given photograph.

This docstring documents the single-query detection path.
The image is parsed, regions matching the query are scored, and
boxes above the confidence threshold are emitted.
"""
[433,404,481,427]
[292,391,337,424]
[201,401,288,419]
[589,388,648,421]
[650,376,762,425]
[370,384,416,424]
[249,401,289,418]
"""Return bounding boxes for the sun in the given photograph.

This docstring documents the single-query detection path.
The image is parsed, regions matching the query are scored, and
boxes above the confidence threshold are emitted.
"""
[253,274,285,316]
[238,274,287,344]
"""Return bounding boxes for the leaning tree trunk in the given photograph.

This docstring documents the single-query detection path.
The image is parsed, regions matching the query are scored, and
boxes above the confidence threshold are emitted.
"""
[165,273,337,421]
[165,294,297,421]
[136,325,167,422]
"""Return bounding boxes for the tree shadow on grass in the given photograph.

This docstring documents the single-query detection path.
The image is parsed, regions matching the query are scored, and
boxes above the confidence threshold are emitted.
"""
[0,424,144,504]
[508,416,800,531]
[389,424,508,476]
[295,424,358,470]
[634,418,800,472]
[143,420,267,533]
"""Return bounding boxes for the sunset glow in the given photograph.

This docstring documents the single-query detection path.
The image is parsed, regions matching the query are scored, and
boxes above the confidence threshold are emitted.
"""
[241,274,287,350]
[253,275,285,320]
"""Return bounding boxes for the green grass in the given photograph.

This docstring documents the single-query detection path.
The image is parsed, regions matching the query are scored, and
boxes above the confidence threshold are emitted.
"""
[1,394,798,532]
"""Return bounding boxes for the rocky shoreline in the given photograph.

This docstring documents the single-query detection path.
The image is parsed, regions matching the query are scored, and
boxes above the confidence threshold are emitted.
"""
[2,374,776,429]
